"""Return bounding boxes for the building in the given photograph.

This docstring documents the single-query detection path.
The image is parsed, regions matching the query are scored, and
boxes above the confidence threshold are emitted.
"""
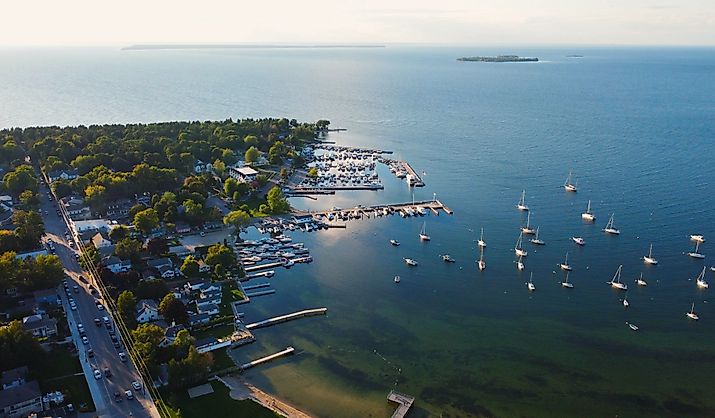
[71,219,115,233]
[47,169,78,183]
[33,289,59,306]
[157,265,176,279]
[91,232,112,249]
[193,160,213,174]
[106,198,138,220]
[147,258,173,270]
[159,324,187,347]
[60,196,91,220]
[196,302,219,316]
[135,299,160,324]
[0,368,44,418]
[188,312,211,326]
[168,244,192,258]
[103,256,132,273]
[228,166,259,183]
[14,249,48,261]
[21,314,58,338]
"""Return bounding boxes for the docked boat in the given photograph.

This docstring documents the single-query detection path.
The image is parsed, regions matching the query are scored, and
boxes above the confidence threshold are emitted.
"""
[627,322,639,331]
[516,255,525,271]
[442,254,456,263]
[404,258,418,266]
[515,233,528,257]
[527,272,536,291]
[686,302,699,320]
[477,228,487,248]
[394,275,401,283]
[563,170,578,192]
[521,212,536,235]
[419,221,431,241]
[572,236,585,246]
[688,241,705,259]
[603,213,620,235]
[561,272,574,288]
[581,200,596,221]
[559,252,572,271]
[516,190,529,211]
[643,243,658,265]
[690,234,705,243]
[477,248,486,271]
[390,239,400,246]
[529,226,545,245]
[283,259,295,268]
[635,273,648,286]
[695,266,709,289]
[608,265,628,290]
[416,206,427,216]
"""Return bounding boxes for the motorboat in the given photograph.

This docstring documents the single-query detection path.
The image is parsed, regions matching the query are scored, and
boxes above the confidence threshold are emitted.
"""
[442,254,456,263]
[527,272,536,291]
[394,275,401,283]
[390,239,400,246]
[626,322,639,331]
[572,237,585,246]
[404,258,418,266]
[477,228,487,248]
[623,295,630,308]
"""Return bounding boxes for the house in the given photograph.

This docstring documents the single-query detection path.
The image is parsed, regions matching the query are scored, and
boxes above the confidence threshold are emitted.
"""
[168,245,192,258]
[199,282,221,294]
[174,223,191,234]
[71,219,115,233]
[0,367,43,418]
[33,289,59,306]
[60,196,90,220]
[157,265,175,279]
[103,256,131,273]
[147,258,173,270]
[14,249,48,261]
[47,169,78,183]
[228,166,259,183]
[135,299,160,324]
[197,259,211,273]
[170,287,191,305]
[159,324,187,347]
[185,280,205,292]
[188,312,211,326]
[21,314,58,338]
[196,302,219,316]
[0,195,12,207]
[91,232,112,249]
[106,198,137,220]
[193,160,213,174]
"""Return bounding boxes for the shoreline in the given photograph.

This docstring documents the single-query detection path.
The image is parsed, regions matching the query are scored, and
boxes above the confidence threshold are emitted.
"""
[215,375,314,418]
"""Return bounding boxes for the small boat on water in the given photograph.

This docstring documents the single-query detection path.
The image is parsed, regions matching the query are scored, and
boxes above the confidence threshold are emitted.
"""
[477,228,487,248]
[559,252,572,271]
[404,258,418,266]
[626,322,639,331]
[623,294,630,308]
[635,273,647,286]
[515,233,528,257]
[477,248,486,271]
[695,266,709,289]
[521,212,536,235]
[581,200,596,221]
[390,239,400,246]
[643,243,658,265]
[530,226,545,245]
[608,265,628,290]
[686,302,699,320]
[419,221,431,241]
[527,272,536,291]
[516,190,529,211]
[516,255,525,271]
[688,241,705,259]
[603,213,620,235]
[561,272,574,288]
[442,254,456,263]
[394,275,401,283]
[690,234,705,243]
[563,170,578,192]
[572,236,585,246]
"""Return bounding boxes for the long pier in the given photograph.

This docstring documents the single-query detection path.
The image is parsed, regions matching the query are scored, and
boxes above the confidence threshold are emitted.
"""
[242,283,271,291]
[402,162,425,187]
[244,261,285,272]
[245,289,276,298]
[388,390,415,418]
[299,199,453,219]
[245,308,328,330]
[240,346,295,370]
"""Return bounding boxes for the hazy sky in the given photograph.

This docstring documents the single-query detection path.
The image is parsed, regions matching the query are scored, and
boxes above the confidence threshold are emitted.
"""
[1,0,713,46]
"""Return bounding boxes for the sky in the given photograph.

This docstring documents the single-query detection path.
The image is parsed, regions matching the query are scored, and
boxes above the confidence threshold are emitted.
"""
[1,0,714,46]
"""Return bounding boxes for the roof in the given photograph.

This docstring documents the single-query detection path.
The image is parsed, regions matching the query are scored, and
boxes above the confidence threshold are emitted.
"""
[1,366,28,387]
[91,232,111,246]
[194,337,218,348]
[188,312,211,324]
[47,169,78,179]
[135,299,159,315]
[234,166,259,176]
[147,258,173,268]
[22,316,57,331]
[197,302,219,314]
[0,380,41,409]
[165,324,186,339]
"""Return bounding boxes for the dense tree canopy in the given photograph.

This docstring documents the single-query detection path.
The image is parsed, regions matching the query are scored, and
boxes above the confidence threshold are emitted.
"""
[133,208,160,235]
[223,209,251,232]
[2,165,38,196]
[117,290,138,330]
[266,186,290,213]
[0,252,64,293]
[159,293,188,325]
[205,244,236,268]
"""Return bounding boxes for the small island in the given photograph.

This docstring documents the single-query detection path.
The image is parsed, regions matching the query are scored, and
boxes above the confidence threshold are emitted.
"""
[457,55,538,63]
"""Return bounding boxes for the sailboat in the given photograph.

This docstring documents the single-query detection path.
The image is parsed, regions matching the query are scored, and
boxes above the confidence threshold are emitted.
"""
[635,273,647,286]
[561,272,574,288]
[521,212,536,235]
[527,272,536,291]
[643,243,658,265]
[608,265,628,290]
[419,221,430,241]
[530,226,545,245]
[516,255,525,271]
[516,190,529,211]
[514,233,528,257]
[623,294,630,308]
[559,252,572,271]
[695,266,709,289]
[686,303,699,320]
[477,248,486,271]
[477,228,487,248]
[603,213,620,235]
[581,200,596,221]
[563,170,578,192]
[688,241,705,259]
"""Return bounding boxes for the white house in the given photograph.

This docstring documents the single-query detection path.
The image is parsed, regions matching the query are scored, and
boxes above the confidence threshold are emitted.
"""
[91,232,112,249]
[61,196,91,220]
[0,367,44,418]
[72,219,115,233]
[196,302,219,316]
[103,256,131,273]
[157,265,175,279]
[135,299,160,324]
[193,160,213,174]
[47,169,78,183]
[228,166,259,183]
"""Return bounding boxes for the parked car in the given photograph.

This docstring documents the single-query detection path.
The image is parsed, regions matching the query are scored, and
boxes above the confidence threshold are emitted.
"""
[131,381,141,391]
[125,390,134,400]
[72,285,79,293]
[96,303,104,310]
[113,391,122,402]
[87,348,94,358]
[103,367,112,378]
[118,352,127,362]
[93,369,102,380]
[81,336,89,345]
[94,318,102,326]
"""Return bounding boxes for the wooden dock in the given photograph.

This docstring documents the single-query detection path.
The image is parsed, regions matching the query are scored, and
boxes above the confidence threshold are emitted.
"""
[242,283,271,291]
[245,308,328,330]
[240,346,295,370]
[244,261,285,272]
[388,390,415,418]
[299,199,453,219]
[402,162,425,187]
[245,289,276,298]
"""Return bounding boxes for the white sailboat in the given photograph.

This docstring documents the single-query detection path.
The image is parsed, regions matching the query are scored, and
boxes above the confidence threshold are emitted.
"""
[563,170,578,192]
[530,226,545,245]
[516,255,525,271]
[477,228,487,248]
[527,272,536,291]
[521,212,536,235]
[559,252,572,271]
[403,258,418,266]
[515,232,528,257]
[643,243,658,265]
[516,190,529,211]
[635,273,647,286]
[695,266,709,289]
[477,248,486,271]
[561,272,574,288]
[419,221,430,241]
[572,236,585,246]
[608,265,628,290]
[581,200,596,221]
[688,241,705,259]
[603,213,620,235]
[686,303,699,320]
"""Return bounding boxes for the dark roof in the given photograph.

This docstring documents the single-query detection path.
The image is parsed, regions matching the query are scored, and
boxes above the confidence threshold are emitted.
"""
[165,324,186,339]
[0,380,41,409]
[194,337,217,347]
[1,366,28,387]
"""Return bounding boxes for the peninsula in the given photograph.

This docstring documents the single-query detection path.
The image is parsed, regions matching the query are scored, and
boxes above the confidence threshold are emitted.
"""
[457,55,538,62]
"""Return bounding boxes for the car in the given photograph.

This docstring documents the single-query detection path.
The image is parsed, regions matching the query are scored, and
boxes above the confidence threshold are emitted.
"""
[44,210,49,215]
[131,381,141,391]
[103,316,111,328]
[94,318,102,326]
[70,304,77,311]
[113,391,122,402]
[81,336,89,345]
[110,334,118,342]
[72,285,79,293]
[103,367,112,378]
[93,369,102,380]
[74,253,80,260]
[96,303,104,311]
[113,340,121,349]
[66,403,74,413]
[77,323,84,331]
[118,352,127,362]
[200,231,206,237]
[87,348,94,358]
[125,390,134,400]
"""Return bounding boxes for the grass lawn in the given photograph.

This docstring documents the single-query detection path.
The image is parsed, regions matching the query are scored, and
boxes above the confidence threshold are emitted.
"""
[163,381,278,418]
[193,323,234,341]
[36,346,95,412]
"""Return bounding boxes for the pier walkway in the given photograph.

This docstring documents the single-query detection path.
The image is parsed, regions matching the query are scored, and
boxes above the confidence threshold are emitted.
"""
[246,308,328,330]
[240,346,295,370]
[388,390,415,418]
[297,199,453,219]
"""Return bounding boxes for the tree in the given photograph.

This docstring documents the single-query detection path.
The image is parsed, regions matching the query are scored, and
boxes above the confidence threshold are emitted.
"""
[180,256,200,278]
[159,293,188,325]
[131,323,165,367]
[135,279,169,300]
[18,190,40,209]
[109,225,130,242]
[268,141,285,165]
[114,238,143,261]
[12,210,45,250]
[181,199,204,224]
[307,167,318,178]
[133,208,160,235]
[0,321,44,372]
[223,178,239,197]
[168,345,213,389]
[117,290,138,330]
[280,167,289,180]
[205,244,236,268]
[51,181,72,199]
[223,210,250,232]
[244,146,259,164]
[3,165,38,196]
[84,184,107,209]
[0,230,16,253]
[146,238,168,257]
[266,186,290,213]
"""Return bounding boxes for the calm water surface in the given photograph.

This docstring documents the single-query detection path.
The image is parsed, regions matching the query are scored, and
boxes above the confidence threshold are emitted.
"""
[2,46,715,417]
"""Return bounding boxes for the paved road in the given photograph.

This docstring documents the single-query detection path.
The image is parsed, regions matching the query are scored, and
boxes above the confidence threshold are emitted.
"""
[40,183,159,418]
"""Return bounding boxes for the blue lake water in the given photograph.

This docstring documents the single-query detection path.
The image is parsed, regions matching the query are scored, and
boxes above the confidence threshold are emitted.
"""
[2,45,715,417]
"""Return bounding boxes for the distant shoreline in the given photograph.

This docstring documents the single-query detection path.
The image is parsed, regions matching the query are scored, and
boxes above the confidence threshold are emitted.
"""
[123,44,386,51]
[457,55,539,62]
